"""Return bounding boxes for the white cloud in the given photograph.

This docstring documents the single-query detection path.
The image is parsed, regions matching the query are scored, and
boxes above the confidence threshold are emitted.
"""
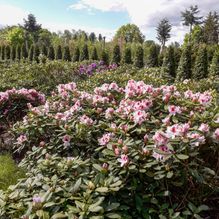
[0,4,29,26]
[69,0,219,43]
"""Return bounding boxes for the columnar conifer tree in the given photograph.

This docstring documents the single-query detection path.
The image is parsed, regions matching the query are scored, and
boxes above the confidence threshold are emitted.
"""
[73,46,80,62]
[176,45,192,81]
[193,44,208,79]
[63,45,71,61]
[10,46,16,61]
[91,46,98,60]
[1,45,5,60]
[56,45,62,60]
[28,44,34,61]
[21,44,28,59]
[209,49,219,77]
[16,45,21,61]
[101,50,109,65]
[147,44,158,67]
[161,46,175,79]
[0,46,2,60]
[48,46,55,60]
[80,44,89,61]
[41,45,48,56]
[33,44,40,62]
[5,45,11,60]
[123,46,132,64]
[112,44,121,64]
[134,45,144,68]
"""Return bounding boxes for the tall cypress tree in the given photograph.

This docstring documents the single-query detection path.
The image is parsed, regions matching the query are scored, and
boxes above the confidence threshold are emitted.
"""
[161,46,175,79]
[48,46,55,60]
[209,49,219,77]
[176,45,192,81]
[41,44,48,56]
[56,45,62,60]
[33,44,40,62]
[91,46,98,60]
[112,44,121,64]
[193,44,208,79]
[73,46,80,62]
[16,45,21,61]
[21,44,28,59]
[5,45,11,60]
[80,44,89,61]
[0,46,2,61]
[123,46,132,64]
[63,45,71,61]
[147,44,158,67]
[28,44,34,61]
[1,45,5,60]
[10,46,16,61]
[101,50,109,65]
[134,45,144,68]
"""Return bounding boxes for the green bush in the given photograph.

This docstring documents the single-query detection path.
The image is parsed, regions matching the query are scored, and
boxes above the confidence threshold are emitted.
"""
[122,46,132,64]
[112,44,121,64]
[80,44,89,61]
[209,49,219,77]
[134,45,144,68]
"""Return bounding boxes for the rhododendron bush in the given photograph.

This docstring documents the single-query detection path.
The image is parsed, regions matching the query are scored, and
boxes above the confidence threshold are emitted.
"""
[0,88,45,131]
[0,80,218,218]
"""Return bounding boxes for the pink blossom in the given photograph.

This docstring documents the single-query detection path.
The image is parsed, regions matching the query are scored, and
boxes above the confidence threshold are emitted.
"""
[62,135,71,147]
[153,131,169,146]
[133,110,148,125]
[117,154,129,167]
[188,132,205,146]
[80,115,94,126]
[98,133,114,145]
[168,105,182,115]
[105,107,114,119]
[198,123,209,133]
[17,135,28,144]
[162,116,171,126]
[33,195,42,203]
[143,134,149,144]
[213,128,219,141]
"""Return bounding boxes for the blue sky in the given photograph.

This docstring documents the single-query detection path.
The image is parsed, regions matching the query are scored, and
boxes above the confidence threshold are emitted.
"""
[0,0,217,43]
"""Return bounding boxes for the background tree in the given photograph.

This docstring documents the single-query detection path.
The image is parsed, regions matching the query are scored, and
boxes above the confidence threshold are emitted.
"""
[193,44,208,79]
[15,45,21,61]
[176,45,192,81]
[134,45,144,68]
[41,44,47,56]
[89,32,96,43]
[48,45,55,60]
[156,18,172,51]
[21,44,28,59]
[80,44,89,61]
[73,46,80,62]
[112,44,121,64]
[28,44,34,61]
[38,29,52,47]
[123,46,132,64]
[181,5,202,37]
[10,45,16,61]
[203,11,219,44]
[4,45,11,60]
[56,45,62,60]
[91,46,98,60]
[209,49,219,77]
[98,34,103,42]
[101,50,109,65]
[33,44,40,62]
[1,45,5,60]
[161,46,175,79]
[6,27,25,46]
[147,44,159,67]
[114,24,145,44]
[63,45,71,61]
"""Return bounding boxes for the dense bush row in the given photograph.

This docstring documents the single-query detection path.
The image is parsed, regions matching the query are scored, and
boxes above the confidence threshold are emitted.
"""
[0,79,218,218]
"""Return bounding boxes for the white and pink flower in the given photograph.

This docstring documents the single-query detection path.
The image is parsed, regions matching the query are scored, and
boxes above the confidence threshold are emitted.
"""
[117,154,129,167]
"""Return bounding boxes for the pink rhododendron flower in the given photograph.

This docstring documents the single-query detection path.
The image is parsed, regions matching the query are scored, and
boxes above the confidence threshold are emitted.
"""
[132,110,148,125]
[188,132,205,146]
[198,123,209,133]
[153,131,169,146]
[62,135,71,147]
[98,133,114,145]
[162,116,171,126]
[33,195,42,203]
[17,135,28,144]
[80,115,94,126]
[144,134,149,144]
[213,128,219,141]
[117,154,129,167]
[105,107,114,119]
[168,105,182,115]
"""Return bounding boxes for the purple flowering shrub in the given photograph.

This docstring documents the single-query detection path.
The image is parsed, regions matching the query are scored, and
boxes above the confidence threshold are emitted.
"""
[0,80,218,218]
[0,88,45,131]
[78,61,117,76]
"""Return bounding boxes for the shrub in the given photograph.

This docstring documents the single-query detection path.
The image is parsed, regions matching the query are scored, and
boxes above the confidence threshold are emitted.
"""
[112,44,121,64]
[33,44,40,63]
[1,45,5,60]
[21,44,28,60]
[73,46,80,62]
[123,46,132,64]
[147,44,158,67]
[41,45,48,56]
[193,44,208,79]
[4,45,11,60]
[91,46,98,60]
[176,45,192,81]
[134,45,144,68]
[48,46,55,60]
[80,44,89,61]
[63,45,71,61]
[56,45,62,60]
[1,80,218,218]
[28,45,34,61]
[101,50,109,65]
[209,49,219,77]
[15,45,21,61]
[10,46,16,61]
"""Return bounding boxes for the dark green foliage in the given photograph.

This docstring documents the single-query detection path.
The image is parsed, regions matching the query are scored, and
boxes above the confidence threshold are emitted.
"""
[56,45,62,60]
[80,44,89,61]
[209,49,219,77]
[15,45,21,61]
[89,32,96,42]
[158,51,165,67]
[161,46,175,79]
[112,44,121,64]
[73,46,80,62]
[174,47,182,69]
[193,44,208,79]
[0,154,25,191]
[101,50,109,65]
[1,45,5,60]
[41,44,47,56]
[134,45,144,68]
[98,34,103,42]
[91,46,98,60]
[48,46,55,60]
[147,44,158,67]
[33,44,40,62]
[28,44,34,61]
[63,45,71,61]
[176,45,192,81]
[4,45,11,60]
[123,46,132,64]
[21,44,28,59]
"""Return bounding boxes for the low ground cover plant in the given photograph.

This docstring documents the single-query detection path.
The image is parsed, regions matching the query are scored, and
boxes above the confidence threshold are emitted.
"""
[0,80,218,218]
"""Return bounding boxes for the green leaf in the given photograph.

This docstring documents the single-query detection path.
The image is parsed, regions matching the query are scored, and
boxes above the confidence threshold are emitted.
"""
[197,205,209,213]
[166,171,173,178]
[176,154,189,160]
[70,178,81,193]
[96,187,109,193]
[51,213,67,219]
[106,213,122,218]
[93,164,103,171]
[88,205,103,213]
